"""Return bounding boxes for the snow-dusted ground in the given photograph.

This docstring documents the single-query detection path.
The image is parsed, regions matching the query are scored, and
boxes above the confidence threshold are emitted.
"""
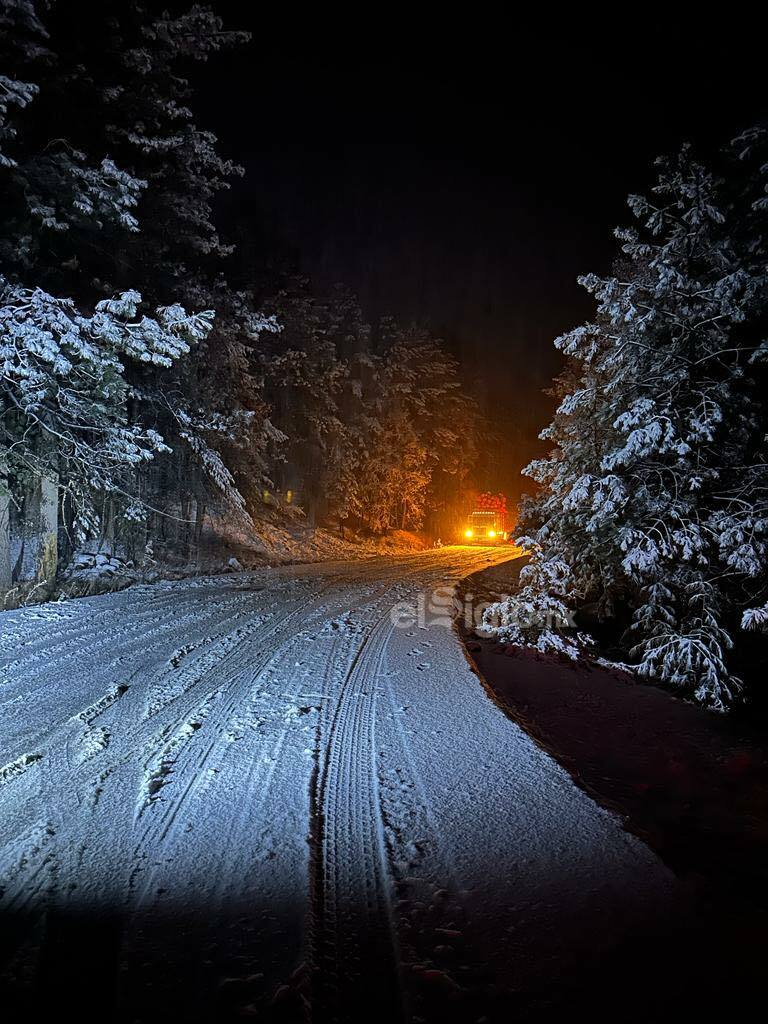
[0,547,677,1021]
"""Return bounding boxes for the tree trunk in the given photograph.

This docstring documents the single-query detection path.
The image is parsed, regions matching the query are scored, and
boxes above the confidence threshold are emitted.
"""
[190,499,206,563]
[16,468,59,601]
[0,461,11,600]
[36,468,59,597]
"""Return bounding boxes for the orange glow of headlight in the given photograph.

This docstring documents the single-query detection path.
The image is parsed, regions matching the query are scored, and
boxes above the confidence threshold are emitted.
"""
[464,528,473,539]
[488,530,496,538]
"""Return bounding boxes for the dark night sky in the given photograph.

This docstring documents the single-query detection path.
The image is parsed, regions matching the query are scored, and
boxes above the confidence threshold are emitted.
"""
[197,25,765,498]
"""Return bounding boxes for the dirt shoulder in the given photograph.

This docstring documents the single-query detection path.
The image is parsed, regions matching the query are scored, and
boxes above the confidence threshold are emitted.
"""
[458,558,768,1015]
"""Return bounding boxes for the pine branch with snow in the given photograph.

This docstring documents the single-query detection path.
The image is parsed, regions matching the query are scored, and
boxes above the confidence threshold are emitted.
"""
[0,276,213,539]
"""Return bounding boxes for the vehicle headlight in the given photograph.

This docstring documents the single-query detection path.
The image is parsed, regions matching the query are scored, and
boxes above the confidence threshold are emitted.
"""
[464,528,473,539]
[488,530,496,538]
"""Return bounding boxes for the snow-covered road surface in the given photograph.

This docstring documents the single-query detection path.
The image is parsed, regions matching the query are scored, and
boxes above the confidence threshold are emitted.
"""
[0,547,677,1021]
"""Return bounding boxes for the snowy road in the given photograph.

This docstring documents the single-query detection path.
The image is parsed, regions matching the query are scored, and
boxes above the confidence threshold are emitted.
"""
[0,547,677,1021]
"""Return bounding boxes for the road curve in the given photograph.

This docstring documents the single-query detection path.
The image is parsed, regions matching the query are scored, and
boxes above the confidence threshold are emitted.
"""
[0,547,677,1022]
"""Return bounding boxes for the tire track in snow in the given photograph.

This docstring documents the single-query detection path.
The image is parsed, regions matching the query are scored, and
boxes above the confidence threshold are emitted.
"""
[0,548,515,1011]
[0,692,134,909]
[5,613,257,936]
[0,583,300,765]
[0,584,335,972]
[200,625,357,906]
[376,658,478,1019]
[124,575,355,906]
[310,613,403,1024]
[0,585,202,671]
[116,608,375,1021]
[140,615,271,721]
[0,608,247,793]
[306,550,503,1022]
[136,687,223,813]
[0,820,56,910]
[23,593,308,813]
[0,586,263,706]
[0,752,43,788]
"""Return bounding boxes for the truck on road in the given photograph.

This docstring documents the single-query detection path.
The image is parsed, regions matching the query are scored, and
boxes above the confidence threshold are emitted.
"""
[462,493,510,544]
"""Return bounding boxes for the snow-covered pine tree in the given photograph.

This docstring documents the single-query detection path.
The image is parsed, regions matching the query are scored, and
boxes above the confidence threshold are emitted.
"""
[0,1,149,282]
[0,1,223,585]
[1,1,282,547]
[0,280,212,538]
[483,337,623,656]
[256,287,478,536]
[0,1,45,169]
[352,322,477,533]
[259,282,360,525]
[0,2,249,299]
[486,127,768,708]
[1,1,481,574]
[57,3,265,532]
[716,126,768,657]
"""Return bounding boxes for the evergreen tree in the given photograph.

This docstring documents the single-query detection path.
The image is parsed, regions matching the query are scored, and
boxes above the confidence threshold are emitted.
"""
[487,127,768,708]
[1,0,483,590]
[353,323,477,533]
[0,0,234,560]
[0,280,212,540]
[0,1,278,548]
